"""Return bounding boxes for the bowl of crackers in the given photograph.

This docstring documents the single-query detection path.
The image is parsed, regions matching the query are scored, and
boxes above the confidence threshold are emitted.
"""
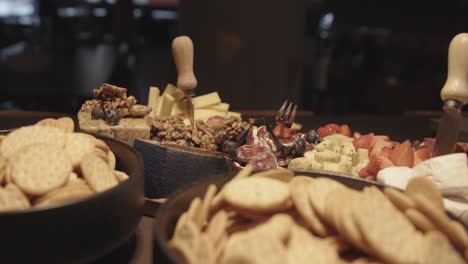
[0,116,144,263]
[154,166,468,263]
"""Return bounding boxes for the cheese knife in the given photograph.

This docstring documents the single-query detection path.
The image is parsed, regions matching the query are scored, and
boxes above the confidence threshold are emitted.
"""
[433,33,468,157]
[172,36,197,127]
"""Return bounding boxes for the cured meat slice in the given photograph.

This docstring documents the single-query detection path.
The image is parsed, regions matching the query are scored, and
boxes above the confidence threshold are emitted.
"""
[237,145,270,162]
[250,151,278,171]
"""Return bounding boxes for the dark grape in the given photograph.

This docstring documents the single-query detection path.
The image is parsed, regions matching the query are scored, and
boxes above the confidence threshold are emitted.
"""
[222,140,237,154]
[291,138,306,157]
[306,130,321,144]
[91,107,105,120]
[105,109,121,125]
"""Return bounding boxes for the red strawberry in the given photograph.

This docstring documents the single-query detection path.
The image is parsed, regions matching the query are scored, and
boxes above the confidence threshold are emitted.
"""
[339,124,352,137]
[358,167,372,178]
[316,123,341,138]
[353,133,374,151]
[390,140,414,167]
[273,124,291,139]
[367,154,395,174]
[353,132,362,140]
[370,139,394,157]
[414,147,431,165]
[380,147,392,157]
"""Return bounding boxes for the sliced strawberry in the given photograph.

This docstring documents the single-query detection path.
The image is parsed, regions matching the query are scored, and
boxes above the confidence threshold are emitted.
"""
[353,133,374,151]
[353,132,362,140]
[374,135,390,142]
[414,147,431,165]
[365,154,395,175]
[339,124,352,137]
[273,124,291,139]
[380,147,392,157]
[358,166,372,178]
[316,123,341,138]
[370,139,394,157]
[389,140,414,167]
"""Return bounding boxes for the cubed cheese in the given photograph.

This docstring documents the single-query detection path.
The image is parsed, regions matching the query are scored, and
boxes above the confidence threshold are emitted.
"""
[303,150,315,161]
[341,144,356,158]
[288,157,313,171]
[160,93,175,116]
[315,140,334,152]
[323,134,353,146]
[201,103,230,112]
[355,149,369,164]
[314,150,340,163]
[322,162,342,173]
[192,92,222,109]
[227,111,242,119]
[171,102,186,116]
[194,109,226,122]
[147,86,160,118]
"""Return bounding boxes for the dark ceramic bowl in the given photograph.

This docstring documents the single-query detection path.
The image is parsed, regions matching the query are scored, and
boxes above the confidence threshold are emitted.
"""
[0,134,145,264]
[152,171,387,263]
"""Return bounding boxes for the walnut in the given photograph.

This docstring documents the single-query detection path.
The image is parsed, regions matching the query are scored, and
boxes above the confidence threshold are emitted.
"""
[80,99,101,112]
[93,83,127,100]
[130,104,152,117]
[214,117,250,144]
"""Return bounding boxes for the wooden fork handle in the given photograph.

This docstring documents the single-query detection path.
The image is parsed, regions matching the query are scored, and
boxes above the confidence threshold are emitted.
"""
[172,36,197,91]
[441,33,468,105]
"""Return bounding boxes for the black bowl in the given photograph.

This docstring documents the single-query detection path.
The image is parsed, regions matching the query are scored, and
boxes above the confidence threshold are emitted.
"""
[0,135,145,264]
[152,171,386,264]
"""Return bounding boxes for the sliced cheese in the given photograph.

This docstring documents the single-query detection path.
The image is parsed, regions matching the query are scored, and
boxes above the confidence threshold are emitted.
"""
[194,109,226,122]
[160,93,175,116]
[192,92,221,109]
[154,96,163,116]
[201,103,230,112]
[147,86,160,117]
[163,83,185,101]
[171,102,186,116]
[227,111,241,119]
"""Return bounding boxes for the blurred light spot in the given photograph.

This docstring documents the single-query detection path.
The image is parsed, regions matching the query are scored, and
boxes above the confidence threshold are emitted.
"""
[93,7,107,17]
[151,9,177,20]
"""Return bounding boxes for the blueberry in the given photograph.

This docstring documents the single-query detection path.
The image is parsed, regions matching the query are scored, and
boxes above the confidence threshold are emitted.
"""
[91,107,105,120]
[306,130,321,144]
[105,109,121,125]
[291,138,306,157]
[222,140,237,154]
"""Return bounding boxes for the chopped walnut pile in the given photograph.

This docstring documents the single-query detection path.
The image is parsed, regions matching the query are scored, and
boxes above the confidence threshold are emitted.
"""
[147,116,249,151]
[80,83,152,125]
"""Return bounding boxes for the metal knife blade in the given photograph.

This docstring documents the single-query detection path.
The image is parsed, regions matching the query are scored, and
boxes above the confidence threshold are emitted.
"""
[433,100,463,157]
[184,89,195,127]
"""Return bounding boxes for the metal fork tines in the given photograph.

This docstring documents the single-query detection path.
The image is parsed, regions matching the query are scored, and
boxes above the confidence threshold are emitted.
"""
[275,100,297,128]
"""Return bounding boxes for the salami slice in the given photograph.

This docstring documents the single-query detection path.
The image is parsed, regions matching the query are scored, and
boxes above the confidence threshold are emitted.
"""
[237,145,269,162]
[250,151,277,171]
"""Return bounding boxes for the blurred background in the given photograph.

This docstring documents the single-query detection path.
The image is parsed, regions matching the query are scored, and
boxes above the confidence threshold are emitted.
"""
[0,0,465,115]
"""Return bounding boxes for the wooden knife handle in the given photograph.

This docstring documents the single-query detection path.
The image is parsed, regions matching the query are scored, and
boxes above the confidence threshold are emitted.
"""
[441,33,468,105]
[172,36,197,91]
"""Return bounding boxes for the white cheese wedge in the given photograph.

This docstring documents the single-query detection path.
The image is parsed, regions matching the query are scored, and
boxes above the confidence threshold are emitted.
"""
[201,103,230,112]
[171,102,186,116]
[314,150,340,163]
[376,167,413,190]
[159,93,175,116]
[227,111,241,119]
[147,86,160,118]
[192,92,222,109]
[411,153,468,193]
[163,83,185,101]
[194,109,226,122]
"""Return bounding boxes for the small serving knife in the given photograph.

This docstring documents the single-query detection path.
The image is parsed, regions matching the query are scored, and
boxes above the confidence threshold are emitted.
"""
[434,33,468,157]
[172,36,198,127]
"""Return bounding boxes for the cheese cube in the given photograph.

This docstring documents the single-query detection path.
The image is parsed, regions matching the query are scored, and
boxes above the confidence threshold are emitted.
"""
[192,92,221,109]
[322,162,342,173]
[314,150,340,163]
[288,157,313,171]
[303,150,315,161]
[159,93,175,116]
[154,96,163,116]
[147,86,160,117]
[202,103,230,112]
[341,144,356,158]
[194,109,226,122]
[355,149,369,164]
[315,140,334,152]
[323,134,354,146]
[163,83,185,101]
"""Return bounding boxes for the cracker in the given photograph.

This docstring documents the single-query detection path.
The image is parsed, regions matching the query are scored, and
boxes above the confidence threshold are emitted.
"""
[406,176,444,211]
[94,138,110,153]
[65,133,96,168]
[35,180,93,207]
[206,210,228,244]
[383,187,415,211]
[187,197,202,223]
[405,208,436,232]
[1,125,66,158]
[68,172,79,183]
[10,144,71,196]
[107,150,116,170]
[223,177,291,213]
[168,239,197,264]
[114,170,129,183]
[425,231,465,264]
[308,178,345,220]
[412,193,468,250]
[249,213,294,243]
[195,184,217,228]
[0,155,7,184]
[35,118,58,128]
[80,153,118,192]
[57,117,75,133]
[0,184,31,211]
[213,234,227,263]
[355,187,426,263]
[252,168,295,182]
[172,219,200,249]
[195,234,214,263]
[289,177,329,237]
[93,148,109,162]
[210,164,253,210]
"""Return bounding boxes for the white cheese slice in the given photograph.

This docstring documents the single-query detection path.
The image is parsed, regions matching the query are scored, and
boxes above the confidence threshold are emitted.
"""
[159,93,175,116]
[171,102,186,116]
[201,103,230,112]
[376,167,413,190]
[411,153,468,193]
[192,92,222,109]
[147,86,160,117]
[194,109,226,122]
[163,83,185,101]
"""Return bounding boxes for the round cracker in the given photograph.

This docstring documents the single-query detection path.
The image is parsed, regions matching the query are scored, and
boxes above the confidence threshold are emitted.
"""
[57,117,75,133]
[252,168,295,183]
[405,176,444,211]
[80,153,118,192]
[195,234,214,263]
[65,133,96,168]
[383,187,415,211]
[223,177,291,213]
[405,208,436,232]
[289,177,329,236]
[107,150,116,170]
[0,184,31,211]
[35,180,93,207]
[1,126,66,158]
[206,210,229,244]
[195,184,217,228]
[308,178,345,220]
[412,193,468,250]
[10,144,71,196]
[114,170,129,183]
[94,138,110,153]
[168,239,197,264]
[187,197,202,223]
[425,231,465,264]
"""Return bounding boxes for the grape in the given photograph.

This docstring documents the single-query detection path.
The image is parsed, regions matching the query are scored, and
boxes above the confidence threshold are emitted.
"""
[222,140,237,154]
[291,138,306,157]
[91,107,105,120]
[306,130,321,144]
